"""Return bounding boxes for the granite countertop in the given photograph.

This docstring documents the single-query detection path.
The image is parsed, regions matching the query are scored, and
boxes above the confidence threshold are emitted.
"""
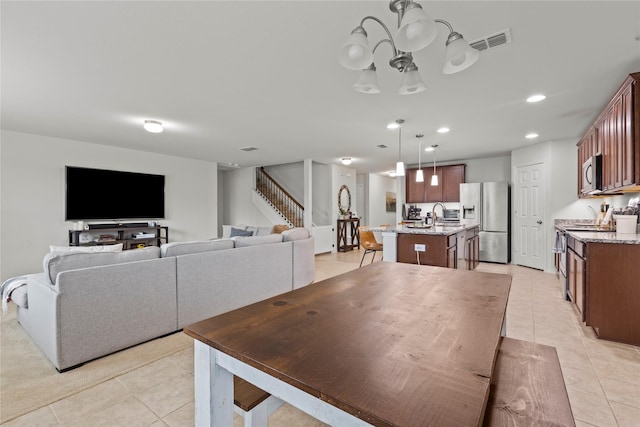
[395,223,479,236]
[554,219,640,244]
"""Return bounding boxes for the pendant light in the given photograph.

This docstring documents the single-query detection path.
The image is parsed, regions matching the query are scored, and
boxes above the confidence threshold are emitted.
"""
[416,134,424,182]
[430,144,439,186]
[394,119,405,176]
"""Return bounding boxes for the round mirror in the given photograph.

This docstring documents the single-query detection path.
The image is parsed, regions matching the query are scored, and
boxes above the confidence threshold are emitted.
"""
[338,185,352,215]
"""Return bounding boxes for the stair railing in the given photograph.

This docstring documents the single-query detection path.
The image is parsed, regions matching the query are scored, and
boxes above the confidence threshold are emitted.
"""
[255,167,304,227]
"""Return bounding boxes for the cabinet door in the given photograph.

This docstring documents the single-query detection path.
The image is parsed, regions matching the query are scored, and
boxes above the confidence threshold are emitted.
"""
[425,169,443,202]
[567,249,576,302]
[473,235,480,269]
[612,97,624,188]
[575,254,586,322]
[406,169,427,203]
[447,244,457,269]
[621,82,635,186]
[443,165,465,202]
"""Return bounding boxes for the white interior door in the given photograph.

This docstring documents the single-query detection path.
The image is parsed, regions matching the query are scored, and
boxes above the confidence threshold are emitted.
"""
[514,163,545,270]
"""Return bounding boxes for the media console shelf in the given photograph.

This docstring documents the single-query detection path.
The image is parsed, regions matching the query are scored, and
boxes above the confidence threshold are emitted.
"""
[69,224,168,250]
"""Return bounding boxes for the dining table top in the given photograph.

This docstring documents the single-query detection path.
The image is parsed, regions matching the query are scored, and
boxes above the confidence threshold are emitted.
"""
[184,262,512,427]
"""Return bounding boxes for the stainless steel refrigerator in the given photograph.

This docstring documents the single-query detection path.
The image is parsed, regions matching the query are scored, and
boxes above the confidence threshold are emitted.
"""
[460,182,510,263]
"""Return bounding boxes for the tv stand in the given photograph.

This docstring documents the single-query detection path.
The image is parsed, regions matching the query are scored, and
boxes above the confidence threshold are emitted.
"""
[69,223,168,250]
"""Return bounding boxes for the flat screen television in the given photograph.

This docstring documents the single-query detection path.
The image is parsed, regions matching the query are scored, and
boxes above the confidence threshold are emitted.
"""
[65,166,165,220]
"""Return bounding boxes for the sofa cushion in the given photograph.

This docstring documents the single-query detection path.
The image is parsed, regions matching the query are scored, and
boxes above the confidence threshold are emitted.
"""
[256,226,272,236]
[222,224,247,239]
[230,227,253,237]
[233,234,283,248]
[49,244,123,253]
[160,239,234,258]
[281,228,310,242]
[44,246,160,284]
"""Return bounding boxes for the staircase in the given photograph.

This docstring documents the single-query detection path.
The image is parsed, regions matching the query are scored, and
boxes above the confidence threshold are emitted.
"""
[255,167,304,227]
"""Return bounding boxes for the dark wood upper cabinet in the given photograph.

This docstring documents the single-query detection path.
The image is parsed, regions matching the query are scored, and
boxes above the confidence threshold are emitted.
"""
[577,72,639,196]
[406,164,465,203]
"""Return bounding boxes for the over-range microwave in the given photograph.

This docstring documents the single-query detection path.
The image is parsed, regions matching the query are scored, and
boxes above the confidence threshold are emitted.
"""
[582,154,602,194]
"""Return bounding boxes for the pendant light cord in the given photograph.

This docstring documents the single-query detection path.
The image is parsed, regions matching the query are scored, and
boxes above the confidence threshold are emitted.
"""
[398,126,402,161]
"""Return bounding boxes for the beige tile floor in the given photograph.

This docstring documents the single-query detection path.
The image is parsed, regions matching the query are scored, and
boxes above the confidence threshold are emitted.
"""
[3,250,640,426]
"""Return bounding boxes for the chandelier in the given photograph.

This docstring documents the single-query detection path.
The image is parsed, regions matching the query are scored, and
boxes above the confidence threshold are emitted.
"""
[338,0,480,95]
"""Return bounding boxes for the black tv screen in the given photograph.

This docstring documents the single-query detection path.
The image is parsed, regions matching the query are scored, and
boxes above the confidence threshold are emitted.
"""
[65,166,165,220]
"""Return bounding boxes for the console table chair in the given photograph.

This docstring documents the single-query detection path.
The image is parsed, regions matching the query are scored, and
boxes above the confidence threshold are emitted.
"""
[359,227,383,267]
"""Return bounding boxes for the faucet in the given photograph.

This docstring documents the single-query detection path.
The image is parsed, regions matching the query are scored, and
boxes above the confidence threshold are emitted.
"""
[432,202,447,224]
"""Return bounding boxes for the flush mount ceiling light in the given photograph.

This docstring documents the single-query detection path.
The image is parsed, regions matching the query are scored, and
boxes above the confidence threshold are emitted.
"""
[338,0,480,95]
[526,133,539,139]
[526,94,546,103]
[391,119,406,176]
[437,127,450,133]
[415,134,424,182]
[143,120,163,133]
[341,157,353,165]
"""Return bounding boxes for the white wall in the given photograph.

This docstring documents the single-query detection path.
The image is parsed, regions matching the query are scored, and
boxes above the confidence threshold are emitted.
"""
[0,130,218,281]
[312,162,332,226]
[222,167,272,228]
[367,174,396,227]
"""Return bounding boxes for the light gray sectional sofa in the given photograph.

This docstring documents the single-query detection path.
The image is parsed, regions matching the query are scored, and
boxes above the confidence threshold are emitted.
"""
[17,228,315,371]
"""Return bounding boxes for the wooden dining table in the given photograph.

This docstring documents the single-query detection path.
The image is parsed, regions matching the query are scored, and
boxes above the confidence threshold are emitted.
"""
[184,262,512,427]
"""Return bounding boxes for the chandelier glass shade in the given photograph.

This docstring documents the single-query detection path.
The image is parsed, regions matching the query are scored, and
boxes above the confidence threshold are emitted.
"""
[337,0,479,95]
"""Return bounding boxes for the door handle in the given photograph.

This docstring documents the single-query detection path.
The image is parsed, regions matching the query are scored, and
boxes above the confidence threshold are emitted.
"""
[537,220,543,224]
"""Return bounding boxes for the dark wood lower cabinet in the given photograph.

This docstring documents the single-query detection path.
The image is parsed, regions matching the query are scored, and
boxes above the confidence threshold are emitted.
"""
[397,227,479,270]
[567,235,640,346]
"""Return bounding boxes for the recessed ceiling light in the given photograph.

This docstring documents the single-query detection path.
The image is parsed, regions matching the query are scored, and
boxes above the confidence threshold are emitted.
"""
[526,94,546,103]
[341,157,352,165]
[424,146,435,152]
[388,170,397,177]
[526,133,539,139]
[143,120,163,133]
[437,127,450,133]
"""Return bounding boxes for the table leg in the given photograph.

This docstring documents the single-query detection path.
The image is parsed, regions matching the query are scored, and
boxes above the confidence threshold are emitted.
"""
[194,341,234,426]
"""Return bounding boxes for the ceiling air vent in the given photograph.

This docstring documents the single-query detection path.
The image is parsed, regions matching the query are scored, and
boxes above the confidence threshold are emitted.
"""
[469,28,512,52]
[240,146,259,151]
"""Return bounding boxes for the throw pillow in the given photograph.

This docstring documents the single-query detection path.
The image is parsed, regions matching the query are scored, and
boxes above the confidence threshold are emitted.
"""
[230,227,253,237]
[49,244,123,253]
[222,224,247,238]
[271,224,290,234]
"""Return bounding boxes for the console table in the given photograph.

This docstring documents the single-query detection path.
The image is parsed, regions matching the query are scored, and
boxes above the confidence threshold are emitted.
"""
[69,224,168,250]
[337,218,360,252]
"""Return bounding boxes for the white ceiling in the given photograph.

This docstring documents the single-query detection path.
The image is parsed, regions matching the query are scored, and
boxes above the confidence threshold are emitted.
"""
[2,1,640,174]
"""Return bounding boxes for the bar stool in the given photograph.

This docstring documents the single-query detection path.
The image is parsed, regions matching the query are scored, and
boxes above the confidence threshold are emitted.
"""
[359,227,383,267]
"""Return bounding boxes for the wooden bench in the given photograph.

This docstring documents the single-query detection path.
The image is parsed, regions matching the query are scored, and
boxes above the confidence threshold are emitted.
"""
[233,337,574,427]
[233,376,283,427]
[484,337,575,426]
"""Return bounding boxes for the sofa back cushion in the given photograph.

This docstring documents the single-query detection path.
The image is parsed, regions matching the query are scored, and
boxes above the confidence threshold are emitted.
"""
[281,228,310,242]
[233,234,283,247]
[44,246,160,284]
[160,239,234,258]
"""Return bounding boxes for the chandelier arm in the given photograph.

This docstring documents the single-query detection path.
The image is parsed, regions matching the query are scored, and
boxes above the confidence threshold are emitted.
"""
[372,38,394,55]
[360,15,399,56]
[434,19,454,33]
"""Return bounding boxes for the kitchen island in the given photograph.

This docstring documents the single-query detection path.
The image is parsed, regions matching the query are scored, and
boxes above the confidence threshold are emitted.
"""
[382,223,480,269]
